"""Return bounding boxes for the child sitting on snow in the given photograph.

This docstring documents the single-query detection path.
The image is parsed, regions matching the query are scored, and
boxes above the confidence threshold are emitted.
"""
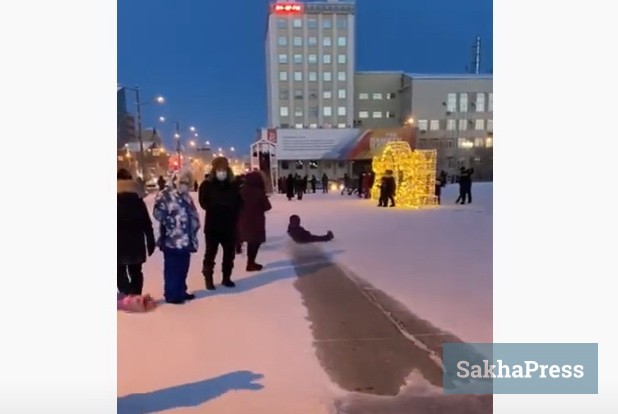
[287,215,334,243]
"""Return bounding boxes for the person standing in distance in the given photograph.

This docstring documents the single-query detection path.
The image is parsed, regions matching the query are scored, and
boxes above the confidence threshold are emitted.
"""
[198,157,242,290]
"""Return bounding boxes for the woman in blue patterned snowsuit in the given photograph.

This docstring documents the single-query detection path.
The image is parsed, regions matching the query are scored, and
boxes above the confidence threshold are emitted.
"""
[153,170,201,304]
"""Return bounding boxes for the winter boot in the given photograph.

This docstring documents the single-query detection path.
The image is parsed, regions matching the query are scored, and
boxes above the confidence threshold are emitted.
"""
[221,269,236,288]
[246,262,263,272]
[202,267,216,291]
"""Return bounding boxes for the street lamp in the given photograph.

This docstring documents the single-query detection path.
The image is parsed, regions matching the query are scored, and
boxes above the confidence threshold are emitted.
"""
[120,85,165,179]
[405,117,414,126]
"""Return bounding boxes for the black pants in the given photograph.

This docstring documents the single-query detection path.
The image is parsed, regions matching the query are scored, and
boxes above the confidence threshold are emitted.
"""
[117,263,143,295]
[203,230,236,281]
[379,194,395,207]
[247,242,262,264]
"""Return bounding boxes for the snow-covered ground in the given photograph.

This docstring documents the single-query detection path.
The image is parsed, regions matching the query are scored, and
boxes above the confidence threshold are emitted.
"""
[118,183,492,413]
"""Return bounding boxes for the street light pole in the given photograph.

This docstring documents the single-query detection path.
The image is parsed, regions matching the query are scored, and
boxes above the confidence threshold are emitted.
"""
[175,121,181,169]
[134,85,146,179]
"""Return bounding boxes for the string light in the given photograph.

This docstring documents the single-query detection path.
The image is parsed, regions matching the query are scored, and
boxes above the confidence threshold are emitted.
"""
[371,141,438,208]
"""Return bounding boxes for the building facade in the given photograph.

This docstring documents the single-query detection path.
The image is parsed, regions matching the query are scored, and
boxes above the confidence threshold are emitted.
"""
[265,0,356,130]
[353,72,404,129]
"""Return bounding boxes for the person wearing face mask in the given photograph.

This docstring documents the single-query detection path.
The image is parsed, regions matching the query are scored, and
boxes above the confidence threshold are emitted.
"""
[198,157,243,290]
[153,170,201,304]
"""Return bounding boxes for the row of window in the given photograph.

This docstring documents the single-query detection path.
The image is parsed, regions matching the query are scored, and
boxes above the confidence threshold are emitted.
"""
[281,123,349,130]
[279,71,347,82]
[280,89,348,100]
[417,137,493,149]
[280,106,348,117]
[278,53,347,64]
[447,92,493,113]
[358,92,396,100]
[278,36,347,47]
[277,17,347,30]
[358,111,396,119]
[418,119,493,132]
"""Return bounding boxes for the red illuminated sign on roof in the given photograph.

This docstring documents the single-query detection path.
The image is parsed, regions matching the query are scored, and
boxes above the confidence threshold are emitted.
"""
[272,3,303,14]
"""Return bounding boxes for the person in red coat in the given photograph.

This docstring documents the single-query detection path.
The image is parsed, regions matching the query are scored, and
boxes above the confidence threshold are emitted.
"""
[238,171,272,271]
[362,172,372,199]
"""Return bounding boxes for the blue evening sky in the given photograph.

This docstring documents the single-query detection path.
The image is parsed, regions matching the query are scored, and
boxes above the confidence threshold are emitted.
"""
[118,0,492,155]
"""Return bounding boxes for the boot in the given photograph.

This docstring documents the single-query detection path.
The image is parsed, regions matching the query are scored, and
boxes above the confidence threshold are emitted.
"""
[246,262,263,272]
[202,267,216,290]
[221,269,236,288]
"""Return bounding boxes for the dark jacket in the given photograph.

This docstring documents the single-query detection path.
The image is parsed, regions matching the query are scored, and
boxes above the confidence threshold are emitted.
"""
[286,175,295,198]
[238,172,272,243]
[287,215,333,243]
[383,175,396,197]
[117,179,155,264]
[198,168,242,233]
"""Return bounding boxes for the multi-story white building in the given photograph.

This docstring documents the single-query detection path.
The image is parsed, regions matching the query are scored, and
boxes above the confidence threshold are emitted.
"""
[265,0,356,130]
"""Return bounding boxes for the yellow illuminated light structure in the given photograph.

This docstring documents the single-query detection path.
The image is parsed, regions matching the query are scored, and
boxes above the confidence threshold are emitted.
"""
[371,141,438,208]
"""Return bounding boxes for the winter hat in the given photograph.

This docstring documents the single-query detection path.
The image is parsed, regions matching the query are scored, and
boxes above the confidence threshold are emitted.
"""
[289,215,301,226]
[212,156,230,171]
[169,169,193,187]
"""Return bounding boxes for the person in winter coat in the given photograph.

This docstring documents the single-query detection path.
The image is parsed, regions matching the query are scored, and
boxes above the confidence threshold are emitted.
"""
[357,173,365,198]
[321,173,329,193]
[378,170,396,207]
[456,167,474,204]
[435,177,442,205]
[198,156,243,290]
[157,175,166,191]
[153,170,201,304]
[117,168,155,296]
[362,173,372,199]
[310,175,317,193]
[287,215,334,243]
[295,174,304,200]
[238,171,272,271]
[286,174,295,201]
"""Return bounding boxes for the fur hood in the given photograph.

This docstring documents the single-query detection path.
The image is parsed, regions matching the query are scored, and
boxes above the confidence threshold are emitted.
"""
[117,179,145,197]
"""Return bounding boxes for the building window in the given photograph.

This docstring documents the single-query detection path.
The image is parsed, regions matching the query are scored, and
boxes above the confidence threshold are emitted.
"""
[309,107,319,117]
[418,119,428,131]
[308,18,317,29]
[338,89,346,99]
[277,19,287,29]
[278,54,288,64]
[294,107,303,117]
[338,54,346,64]
[309,89,318,99]
[309,123,318,129]
[476,93,485,112]
[359,111,369,119]
[308,54,317,64]
[281,160,289,169]
[309,160,318,169]
[359,93,369,100]
[280,106,289,117]
[337,36,347,46]
[430,120,440,131]
[337,123,347,128]
[278,36,287,46]
[293,54,302,64]
[293,18,302,28]
[446,119,456,130]
[293,36,302,46]
[458,119,467,131]
[372,111,383,118]
[294,72,302,81]
[447,140,455,148]
[309,72,317,81]
[486,137,493,147]
[458,138,473,149]
[324,106,332,117]
[488,93,493,112]
[337,16,347,29]
[323,54,332,64]
[487,119,493,131]
[386,93,396,99]
[323,90,332,99]
[475,119,485,130]
[337,71,346,81]
[386,111,396,118]
[294,123,303,129]
[459,93,468,112]
[323,19,332,29]
[308,36,317,46]
[372,93,383,100]
[323,37,332,46]
[474,137,485,147]
[279,90,289,100]
[323,72,332,82]
[294,89,303,100]
[447,93,457,112]
[338,106,346,116]
[279,71,288,81]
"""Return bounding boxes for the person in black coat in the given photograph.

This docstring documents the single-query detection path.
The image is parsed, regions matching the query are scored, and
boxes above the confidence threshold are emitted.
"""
[286,174,295,200]
[310,175,317,193]
[295,174,304,200]
[378,170,396,207]
[456,167,474,204]
[117,169,155,295]
[157,175,166,191]
[321,173,329,193]
[287,215,334,243]
[198,157,243,289]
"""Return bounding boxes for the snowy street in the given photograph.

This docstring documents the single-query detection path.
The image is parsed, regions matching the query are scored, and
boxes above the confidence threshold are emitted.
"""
[118,183,492,413]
